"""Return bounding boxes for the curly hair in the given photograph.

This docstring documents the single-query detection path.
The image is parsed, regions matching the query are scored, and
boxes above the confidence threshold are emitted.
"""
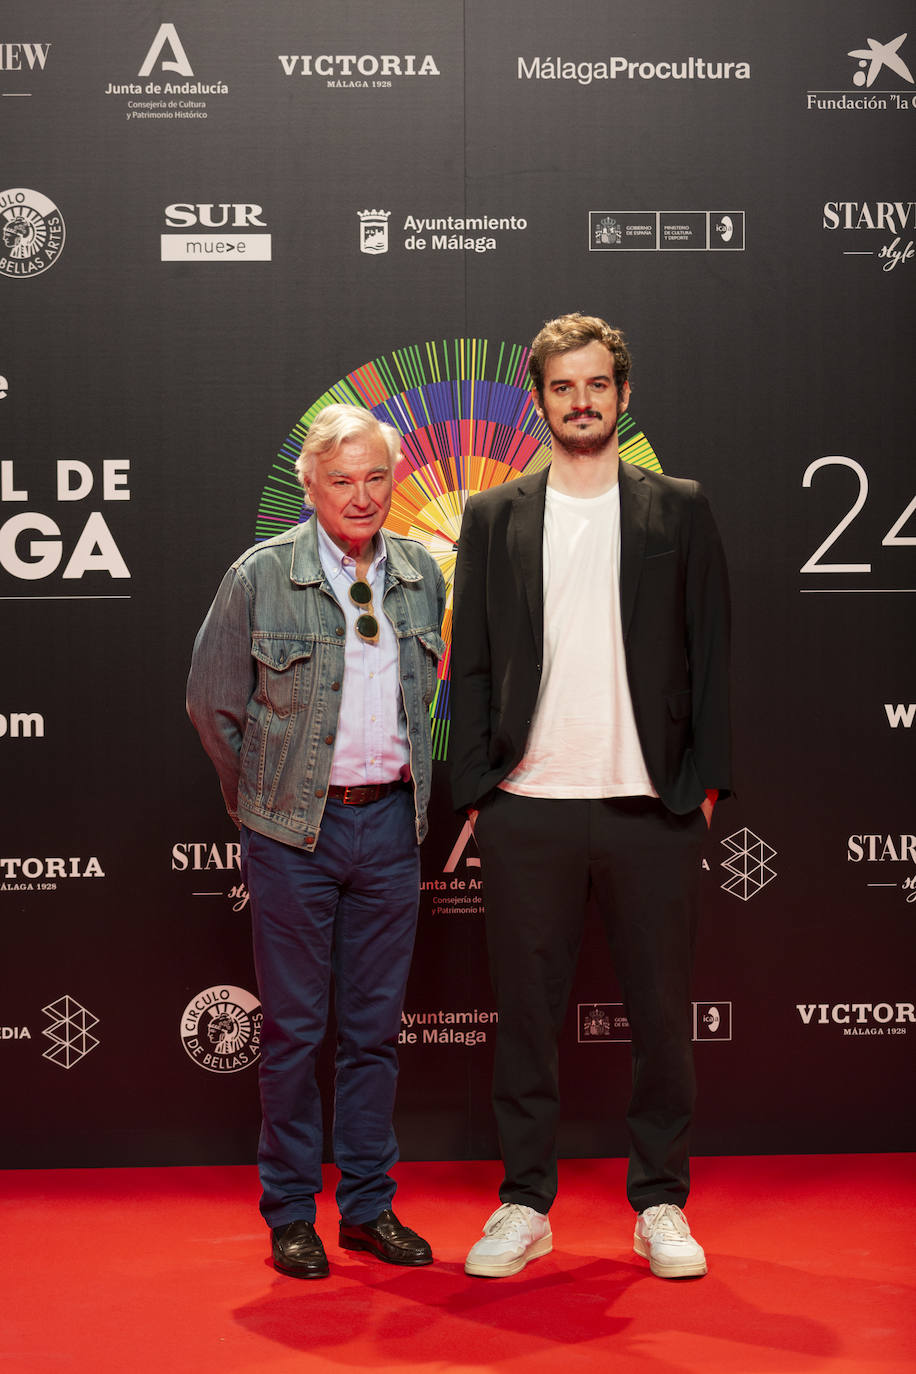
[528,313,631,401]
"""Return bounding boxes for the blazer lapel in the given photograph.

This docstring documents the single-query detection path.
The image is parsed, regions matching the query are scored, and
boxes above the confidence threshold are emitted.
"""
[618,460,651,639]
[508,468,548,662]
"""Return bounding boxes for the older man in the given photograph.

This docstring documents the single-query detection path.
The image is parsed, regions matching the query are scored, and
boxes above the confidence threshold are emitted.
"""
[188,404,445,1278]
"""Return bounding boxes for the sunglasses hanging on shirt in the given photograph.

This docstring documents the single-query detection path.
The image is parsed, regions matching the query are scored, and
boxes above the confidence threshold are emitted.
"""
[349,579,380,645]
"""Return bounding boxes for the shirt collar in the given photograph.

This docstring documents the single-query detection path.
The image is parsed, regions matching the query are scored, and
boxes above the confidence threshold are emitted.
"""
[315,518,387,581]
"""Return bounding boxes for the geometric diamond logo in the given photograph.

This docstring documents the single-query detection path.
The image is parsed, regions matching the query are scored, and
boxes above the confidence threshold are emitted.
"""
[720,828,777,901]
[41,995,100,1069]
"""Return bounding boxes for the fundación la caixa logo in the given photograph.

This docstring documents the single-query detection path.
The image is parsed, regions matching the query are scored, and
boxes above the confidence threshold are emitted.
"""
[807,30,914,111]
[161,202,272,262]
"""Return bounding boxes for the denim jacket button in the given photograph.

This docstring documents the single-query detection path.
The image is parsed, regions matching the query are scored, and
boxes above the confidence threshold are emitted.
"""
[331,681,340,691]
[325,734,334,745]
[335,625,345,636]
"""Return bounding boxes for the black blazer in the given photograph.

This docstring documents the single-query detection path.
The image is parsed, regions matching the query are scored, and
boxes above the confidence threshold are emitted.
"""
[449,461,731,815]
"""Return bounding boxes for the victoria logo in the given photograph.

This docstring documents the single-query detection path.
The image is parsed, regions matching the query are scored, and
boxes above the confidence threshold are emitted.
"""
[180,985,262,1073]
[0,189,65,279]
[278,53,440,84]
[796,1001,913,1035]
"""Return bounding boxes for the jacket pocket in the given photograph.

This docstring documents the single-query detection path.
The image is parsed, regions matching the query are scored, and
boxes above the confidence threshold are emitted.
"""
[251,636,315,718]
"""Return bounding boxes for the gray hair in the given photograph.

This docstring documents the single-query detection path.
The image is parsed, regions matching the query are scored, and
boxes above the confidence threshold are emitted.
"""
[295,404,401,487]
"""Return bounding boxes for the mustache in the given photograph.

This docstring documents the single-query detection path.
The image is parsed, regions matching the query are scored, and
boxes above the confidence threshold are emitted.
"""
[563,410,602,422]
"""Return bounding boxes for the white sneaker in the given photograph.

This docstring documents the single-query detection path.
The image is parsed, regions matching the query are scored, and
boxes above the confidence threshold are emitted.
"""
[634,1203,707,1278]
[464,1203,553,1277]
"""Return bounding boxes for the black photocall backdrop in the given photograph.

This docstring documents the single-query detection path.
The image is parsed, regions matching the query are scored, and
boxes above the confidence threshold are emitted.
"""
[1,0,913,1167]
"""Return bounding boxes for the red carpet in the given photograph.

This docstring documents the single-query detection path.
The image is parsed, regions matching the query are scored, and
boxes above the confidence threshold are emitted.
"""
[2,1154,913,1373]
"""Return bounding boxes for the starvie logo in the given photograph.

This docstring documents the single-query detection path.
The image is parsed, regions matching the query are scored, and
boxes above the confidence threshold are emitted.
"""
[823,200,915,271]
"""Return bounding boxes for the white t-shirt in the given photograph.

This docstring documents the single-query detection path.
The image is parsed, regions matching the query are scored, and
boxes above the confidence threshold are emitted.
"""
[500,482,657,799]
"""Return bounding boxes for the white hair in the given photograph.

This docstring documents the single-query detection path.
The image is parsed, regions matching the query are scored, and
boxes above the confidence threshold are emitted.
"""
[295,404,401,487]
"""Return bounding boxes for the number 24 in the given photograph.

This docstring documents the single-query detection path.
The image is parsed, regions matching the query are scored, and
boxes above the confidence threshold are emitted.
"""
[801,457,916,573]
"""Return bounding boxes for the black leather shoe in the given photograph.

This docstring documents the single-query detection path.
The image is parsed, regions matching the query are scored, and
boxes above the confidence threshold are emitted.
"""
[271,1219,330,1279]
[339,1208,433,1266]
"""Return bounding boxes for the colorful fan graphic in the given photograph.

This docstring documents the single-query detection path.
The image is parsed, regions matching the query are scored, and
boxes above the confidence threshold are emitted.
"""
[257,339,662,759]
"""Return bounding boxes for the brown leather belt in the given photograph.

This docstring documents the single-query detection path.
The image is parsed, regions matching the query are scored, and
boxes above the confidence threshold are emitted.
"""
[326,781,406,806]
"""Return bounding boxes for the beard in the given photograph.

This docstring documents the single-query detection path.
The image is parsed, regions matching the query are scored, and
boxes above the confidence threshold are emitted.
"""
[547,408,620,456]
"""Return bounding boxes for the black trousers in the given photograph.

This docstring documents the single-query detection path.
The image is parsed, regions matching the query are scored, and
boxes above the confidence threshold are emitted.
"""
[474,790,706,1215]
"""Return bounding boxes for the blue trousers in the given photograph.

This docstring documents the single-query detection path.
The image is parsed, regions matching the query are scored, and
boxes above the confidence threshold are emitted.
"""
[241,787,420,1228]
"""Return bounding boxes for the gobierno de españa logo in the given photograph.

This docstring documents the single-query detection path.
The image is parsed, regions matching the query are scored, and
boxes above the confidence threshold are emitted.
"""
[256,338,662,760]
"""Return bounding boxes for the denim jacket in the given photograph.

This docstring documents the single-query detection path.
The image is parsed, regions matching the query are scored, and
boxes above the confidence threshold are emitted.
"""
[187,518,446,850]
